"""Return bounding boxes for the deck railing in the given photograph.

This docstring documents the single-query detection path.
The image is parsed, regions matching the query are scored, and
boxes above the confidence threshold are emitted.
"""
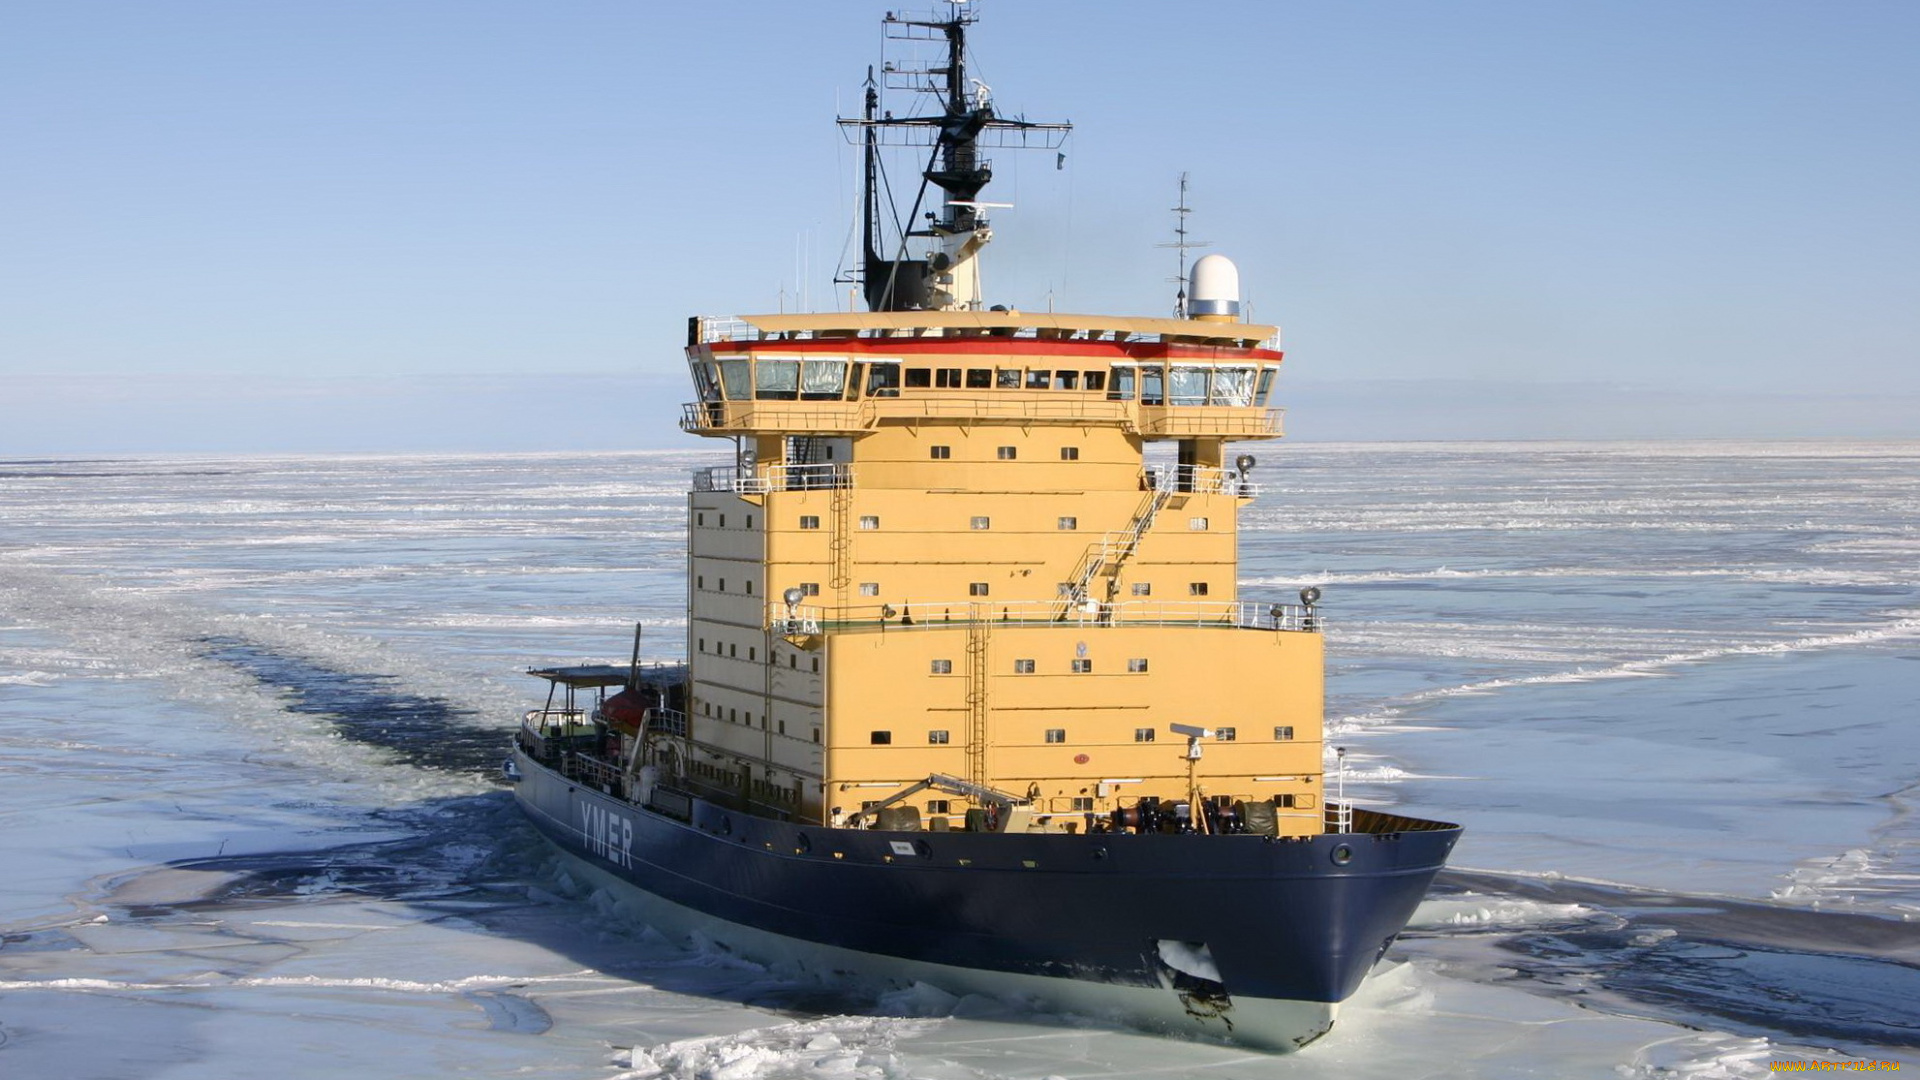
[767,597,1320,635]
[692,464,855,493]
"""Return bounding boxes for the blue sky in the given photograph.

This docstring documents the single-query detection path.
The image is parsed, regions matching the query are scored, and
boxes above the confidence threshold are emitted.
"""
[3,1,1917,452]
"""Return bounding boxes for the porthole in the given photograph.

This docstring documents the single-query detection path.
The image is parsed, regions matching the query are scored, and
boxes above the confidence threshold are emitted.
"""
[1331,843,1354,866]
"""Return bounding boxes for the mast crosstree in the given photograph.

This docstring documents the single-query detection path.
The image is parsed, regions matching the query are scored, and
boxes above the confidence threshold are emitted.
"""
[838,5,1070,312]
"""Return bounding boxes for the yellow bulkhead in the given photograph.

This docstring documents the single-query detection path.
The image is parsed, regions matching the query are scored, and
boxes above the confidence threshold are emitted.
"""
[679,313,1321,836]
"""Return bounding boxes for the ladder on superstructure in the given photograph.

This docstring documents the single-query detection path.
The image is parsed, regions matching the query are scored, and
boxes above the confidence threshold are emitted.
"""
[964,606,991,790]
[1056,486,1171,618]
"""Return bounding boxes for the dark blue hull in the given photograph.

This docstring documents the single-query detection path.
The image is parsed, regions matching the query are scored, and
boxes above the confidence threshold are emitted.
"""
[512,747,1458,1049]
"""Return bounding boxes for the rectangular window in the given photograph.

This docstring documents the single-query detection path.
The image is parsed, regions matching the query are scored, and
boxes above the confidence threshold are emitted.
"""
[930,445,951,459]
[718,514,726,527]
[697,576,705,589]
[1134,728,1156,743]
[966,368,992,388]
[1014,659,1035,674]
[996,368,1021,389]
[1189,582,1210,596]
[718,578,726,591]
[1274,726,1295,741]
[859,582,880,596]
[1084,371,1106,391]
[928,730,950,745]
[1071,659,1092,673]
[996,446,1018,460]
[1060,446,1080,461]
[859,515,880,529]
[748,647,756,661]
[970,516,991,530]
[870,731,892,745]
[1127,657,1149,673]
[799,582,819,596]
[1054,370,1079,390]
[969,582,990,596]
[799,515,820,529]
[745,515,754,528]
[1071,796,1095,811]
[904,368,932,388]
[697,513,705,527]
[1045,728,1066,744]
[698,638,706,652]
[1057,516,1077,530]
[1190,517,1209,530]
[729,708,737,722]
[1025,370,1050,389]
[728,644,736,657]
[927,798,951,814]
[1218,727,1237,741]
[745,580,754,595]
[1276,793,1297,809]
[1131,582,1152,596]
[930,659,953,674]
[935,368,962,388]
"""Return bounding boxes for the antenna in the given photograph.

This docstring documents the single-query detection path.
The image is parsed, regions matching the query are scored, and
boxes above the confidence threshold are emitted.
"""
[1157,172,1210,318]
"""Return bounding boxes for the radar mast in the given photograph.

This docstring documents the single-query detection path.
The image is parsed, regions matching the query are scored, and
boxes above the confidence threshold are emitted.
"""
[837,4,1070,312]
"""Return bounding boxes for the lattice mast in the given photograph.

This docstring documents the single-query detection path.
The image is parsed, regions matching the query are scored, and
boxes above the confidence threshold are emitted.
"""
[838,4,1070,312]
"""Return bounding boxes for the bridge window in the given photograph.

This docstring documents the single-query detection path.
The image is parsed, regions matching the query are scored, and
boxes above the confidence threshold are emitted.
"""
[1083,371,1106,391]
[1134,728,1156,743]
[1014,659,1035,674]
[935,368,963,388]
[870,731,892,745]
[966,368,992,388]
[904,368,932,388]
[1107,366,1136,401]
[755,359,801,400]
[1274,726,1295,741]
[1045,729,1066,743]
[719,359,750,399]
[1169,366,1210,406]
[930,659,953,674]
[1026,370,1051,389]
[802,359,848,399]
[996,368,1021,389]
[799,515,820,529]
[1213,366,1255,406]
[866,363,901,397]
[930,445,951,459]
[1139,365,1165,405]
[928,730,950,745]
[1054,370,1078,390]
[1255,367,1277,406]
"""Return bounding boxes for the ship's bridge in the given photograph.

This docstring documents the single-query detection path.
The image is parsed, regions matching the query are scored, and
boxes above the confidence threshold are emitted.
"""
[680,311,1285,440]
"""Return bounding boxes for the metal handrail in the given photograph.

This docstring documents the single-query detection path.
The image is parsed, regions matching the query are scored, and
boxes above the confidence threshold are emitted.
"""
[768,598,1321,634]
[1144,464,1261,497]
[692,464,855,493]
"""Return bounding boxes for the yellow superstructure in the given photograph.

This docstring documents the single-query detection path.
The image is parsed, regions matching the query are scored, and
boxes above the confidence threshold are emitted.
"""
[679,311,1326,836]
